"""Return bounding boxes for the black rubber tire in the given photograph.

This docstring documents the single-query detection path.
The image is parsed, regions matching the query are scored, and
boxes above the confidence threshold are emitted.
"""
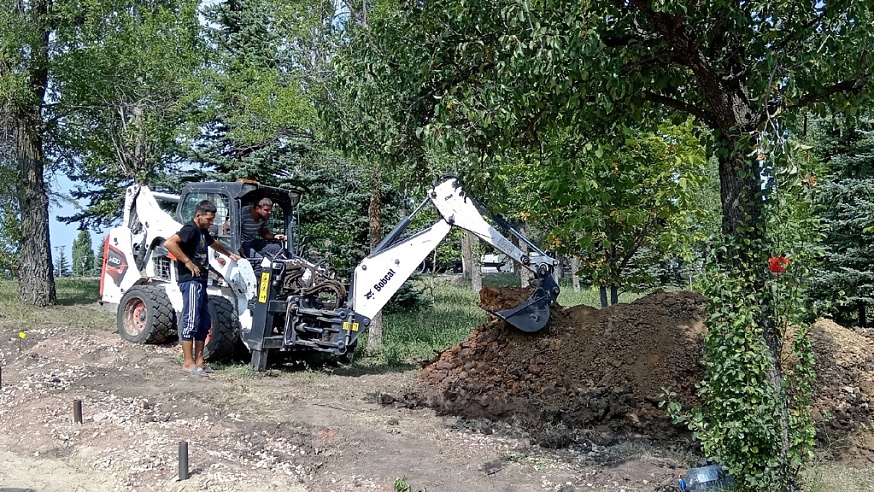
[203,296,240,362]
[117,284,174,344]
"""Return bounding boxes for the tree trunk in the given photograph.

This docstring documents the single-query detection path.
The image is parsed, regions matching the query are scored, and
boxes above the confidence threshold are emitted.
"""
[13,4,55,306]
[571,256,581,293]
[610,285,618,305]
[599,286,608,308]
[365,169,383,356]
[858,302,867,328]
[461,232,472,279]
[467,231,482,293]
[516,222,530,288]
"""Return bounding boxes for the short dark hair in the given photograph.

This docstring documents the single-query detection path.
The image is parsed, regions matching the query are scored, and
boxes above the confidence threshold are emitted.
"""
[195,200,217,215]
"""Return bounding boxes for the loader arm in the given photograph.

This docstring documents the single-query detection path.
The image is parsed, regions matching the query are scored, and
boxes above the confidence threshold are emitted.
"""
[351,177,560,332]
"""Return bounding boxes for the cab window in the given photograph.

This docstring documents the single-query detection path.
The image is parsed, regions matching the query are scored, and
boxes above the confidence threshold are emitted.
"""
[178,193,232,241]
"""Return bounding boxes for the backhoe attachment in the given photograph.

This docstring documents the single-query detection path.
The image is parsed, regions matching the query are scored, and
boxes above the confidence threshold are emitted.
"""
[351,176,560,333]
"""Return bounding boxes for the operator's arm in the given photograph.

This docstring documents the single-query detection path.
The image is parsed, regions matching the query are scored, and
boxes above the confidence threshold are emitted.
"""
[259,224,286,241]
[210,240,241,262]
[164,234,201,277]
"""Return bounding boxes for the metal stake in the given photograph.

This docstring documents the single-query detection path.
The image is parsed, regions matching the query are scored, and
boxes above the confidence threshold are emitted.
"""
[178,441,189,480]
[73,399,83,424]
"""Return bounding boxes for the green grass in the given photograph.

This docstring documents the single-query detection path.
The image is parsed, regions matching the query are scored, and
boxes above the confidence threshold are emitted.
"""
[803,463,874,492]
[357,277,487,366]
[0,278,113,331]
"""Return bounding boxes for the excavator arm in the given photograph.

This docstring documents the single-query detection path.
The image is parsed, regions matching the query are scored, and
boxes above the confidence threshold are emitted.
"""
[351,176,560,332]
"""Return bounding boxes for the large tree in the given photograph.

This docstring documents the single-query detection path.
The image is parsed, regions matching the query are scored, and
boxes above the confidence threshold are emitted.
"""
[0,0,200,305]
[1,0,55,305]
[192,0,329,180]
[58,0,201,229]
[328,0,873,488]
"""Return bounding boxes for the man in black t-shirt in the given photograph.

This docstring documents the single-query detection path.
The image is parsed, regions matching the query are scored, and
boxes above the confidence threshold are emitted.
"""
[165,200,241,376]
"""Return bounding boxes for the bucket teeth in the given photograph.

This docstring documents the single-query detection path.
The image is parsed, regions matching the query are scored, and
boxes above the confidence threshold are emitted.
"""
[493,288,551,333]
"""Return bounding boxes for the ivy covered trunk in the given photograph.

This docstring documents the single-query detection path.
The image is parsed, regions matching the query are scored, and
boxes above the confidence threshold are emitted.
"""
[689,130,811,490]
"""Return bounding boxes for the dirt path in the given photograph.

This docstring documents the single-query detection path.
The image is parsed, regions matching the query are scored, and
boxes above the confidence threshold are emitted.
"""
[0,309,688,492]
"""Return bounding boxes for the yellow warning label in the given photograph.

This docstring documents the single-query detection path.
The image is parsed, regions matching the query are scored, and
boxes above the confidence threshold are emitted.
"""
[343,322,360,332]
[258,272,270,303]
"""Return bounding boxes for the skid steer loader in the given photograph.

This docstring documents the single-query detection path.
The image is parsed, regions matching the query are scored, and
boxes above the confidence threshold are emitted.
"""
[100,176,560,370]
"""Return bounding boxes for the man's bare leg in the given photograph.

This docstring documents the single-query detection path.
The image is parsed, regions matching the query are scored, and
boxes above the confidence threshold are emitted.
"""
[194,340,206,369]
[181,340,197,370]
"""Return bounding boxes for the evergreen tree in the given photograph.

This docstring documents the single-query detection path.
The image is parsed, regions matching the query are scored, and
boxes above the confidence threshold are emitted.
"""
[811,116,874,327]
[192,0,327,181]
[54,246,72,278]
[71,230,95,277]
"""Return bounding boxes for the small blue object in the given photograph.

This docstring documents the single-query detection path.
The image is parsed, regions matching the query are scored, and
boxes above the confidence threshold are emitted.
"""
[679,464,735,491]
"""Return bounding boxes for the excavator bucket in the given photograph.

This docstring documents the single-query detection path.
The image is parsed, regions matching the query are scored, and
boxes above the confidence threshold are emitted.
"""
[493,287,553,333]
[485,271,560,333]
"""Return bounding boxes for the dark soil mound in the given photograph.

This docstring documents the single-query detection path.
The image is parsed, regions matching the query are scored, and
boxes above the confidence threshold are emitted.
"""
[809,319,874,463]
[416,289,707,440]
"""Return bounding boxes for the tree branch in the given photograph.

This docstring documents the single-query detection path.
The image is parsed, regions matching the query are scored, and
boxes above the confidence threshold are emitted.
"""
[793,75,869,109]
[642,90,716,126]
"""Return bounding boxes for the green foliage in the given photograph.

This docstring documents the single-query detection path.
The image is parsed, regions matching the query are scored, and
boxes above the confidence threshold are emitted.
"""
[393,476,411,492]
[383,277,433,315]
[192,0,329,180]
[35,0,201,229]
[536,119,708,294]
[809,115,874,327]
[71,230,95,277]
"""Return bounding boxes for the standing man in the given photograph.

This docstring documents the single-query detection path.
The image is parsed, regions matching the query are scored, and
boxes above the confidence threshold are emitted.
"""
[165,200,242,375]
[240,197,287,257]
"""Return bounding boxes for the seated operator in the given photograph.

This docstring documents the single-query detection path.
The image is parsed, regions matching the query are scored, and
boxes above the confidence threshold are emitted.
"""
[240,198,286,258]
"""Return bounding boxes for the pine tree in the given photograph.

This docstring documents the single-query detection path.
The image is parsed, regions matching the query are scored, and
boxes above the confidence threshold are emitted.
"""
[54,246,72,278]
[811,116,874,327]
[71,230,95,277]
[193,0,324,182]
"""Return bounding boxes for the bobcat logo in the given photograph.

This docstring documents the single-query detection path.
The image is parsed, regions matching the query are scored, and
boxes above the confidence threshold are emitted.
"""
[373,269,396,292]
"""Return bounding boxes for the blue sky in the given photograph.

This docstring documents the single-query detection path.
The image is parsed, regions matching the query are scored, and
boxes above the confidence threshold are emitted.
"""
[48,173,101,260]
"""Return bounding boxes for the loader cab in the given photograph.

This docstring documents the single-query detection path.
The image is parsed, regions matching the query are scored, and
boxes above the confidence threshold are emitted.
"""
[176,180,302,255]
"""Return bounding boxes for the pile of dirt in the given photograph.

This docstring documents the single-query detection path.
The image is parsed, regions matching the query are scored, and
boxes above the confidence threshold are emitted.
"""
[809,319,874,462]
[416,288,708,441]
[415,287,874,459]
